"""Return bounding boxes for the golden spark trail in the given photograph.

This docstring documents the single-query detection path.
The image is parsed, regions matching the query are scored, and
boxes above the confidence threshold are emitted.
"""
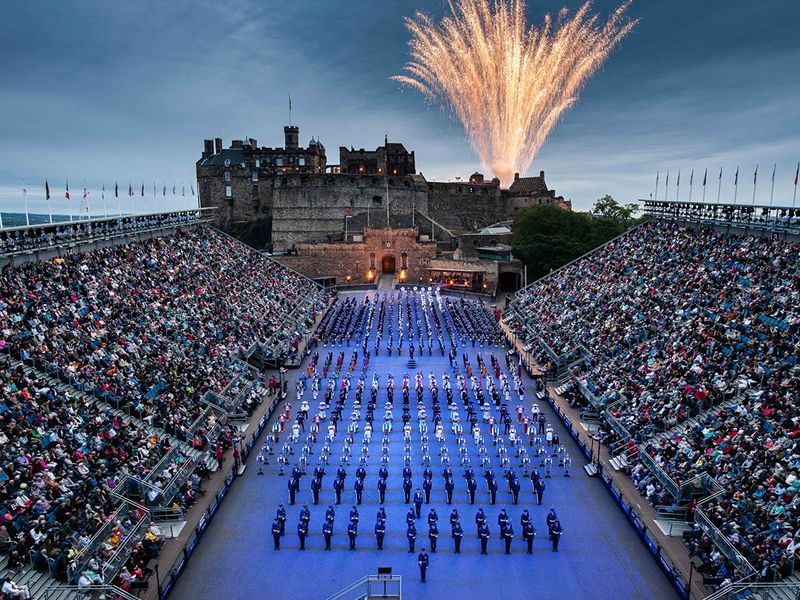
[393,0,637,185]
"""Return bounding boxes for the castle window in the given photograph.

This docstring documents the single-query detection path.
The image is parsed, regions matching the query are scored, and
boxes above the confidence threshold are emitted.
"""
[224,171,231,182]
[372,195,382,205]
[276,158,284,166]
[255,160,261,168]
[224,159,230,167]
[225,185,232,198]
[252,185,259,199]
[251,171,258,182]
[369,252,376,270]
[299,158,306,166]
[401,252,408,269]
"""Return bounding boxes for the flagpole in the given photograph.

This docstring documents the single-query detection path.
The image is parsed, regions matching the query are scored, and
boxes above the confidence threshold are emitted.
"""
[769,164,776,207]
[22,179,30,227]
[794,163,799,208]
[46,180,53,224]
[102,180,108,218]
[702,169,707,203]
[654,172,659,202]
[753,164,758,205]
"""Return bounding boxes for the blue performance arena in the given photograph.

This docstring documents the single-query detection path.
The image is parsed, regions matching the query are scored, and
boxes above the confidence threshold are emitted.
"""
[170,289,676,600]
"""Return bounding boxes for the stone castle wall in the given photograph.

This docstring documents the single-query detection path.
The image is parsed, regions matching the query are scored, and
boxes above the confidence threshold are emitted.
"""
[276,227,437,285]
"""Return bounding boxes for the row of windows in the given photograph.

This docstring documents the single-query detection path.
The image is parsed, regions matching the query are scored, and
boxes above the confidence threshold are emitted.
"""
[223,157,308,168]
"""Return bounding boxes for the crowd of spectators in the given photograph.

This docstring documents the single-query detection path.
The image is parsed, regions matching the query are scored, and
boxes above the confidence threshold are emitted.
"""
[510,221,799,582]
[0,225,324,589]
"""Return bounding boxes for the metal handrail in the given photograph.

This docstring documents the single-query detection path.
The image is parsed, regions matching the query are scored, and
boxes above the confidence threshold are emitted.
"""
[637,448,682,500]
[42,584,141,600]
[694,507,758,578]
[703,579,800,600]
[326,574,403,600]
[67,500,148,583]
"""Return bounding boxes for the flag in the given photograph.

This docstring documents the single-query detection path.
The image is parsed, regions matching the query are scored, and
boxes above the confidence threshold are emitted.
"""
[676,170,680,186]
[65,180,70,200]
[665,170,669,189]
[163,185,167,196]
[101,181,105,199]
[141,183,144,197]
[22,182,27,199]
[795,163,799,186]
[45,179,50,201]
[734,167,739,186]
[702,168,707,187]
[182,185,185,196]
[754,164,758,184]
[771,163,776,183]
[689,169,694,186]
[172,184,176,195]
[719,167,723,181]
[153,182,157,197]
[115,181,119,197]
[129,183,133,196]
[191,185,195,196]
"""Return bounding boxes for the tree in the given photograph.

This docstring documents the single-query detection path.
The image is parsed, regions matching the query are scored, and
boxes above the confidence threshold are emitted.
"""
[592,195,640,226]
[512,205,627,282]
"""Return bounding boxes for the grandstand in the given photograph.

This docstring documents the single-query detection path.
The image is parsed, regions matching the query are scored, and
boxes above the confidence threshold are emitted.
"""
[0,210,326,599]
[504,200,800,598]
[2,201,798,600]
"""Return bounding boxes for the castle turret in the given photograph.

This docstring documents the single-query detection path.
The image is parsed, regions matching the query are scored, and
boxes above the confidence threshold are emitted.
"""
[284,126,299,150]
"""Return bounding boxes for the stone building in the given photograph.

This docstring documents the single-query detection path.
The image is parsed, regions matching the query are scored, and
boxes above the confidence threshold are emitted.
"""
[506,171,572,213]
[278,227,437,287]
[276,225,521,295]
[196,123,569,263]
[339,136,416,176]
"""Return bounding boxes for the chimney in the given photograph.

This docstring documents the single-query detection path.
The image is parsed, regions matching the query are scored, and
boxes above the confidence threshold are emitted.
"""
[203,139,213,158]
[214,138,223,154]
[249,138,258,150]
[514,173,519,181]
[539,170,545,179]
[284,125,299,149]
[231,139,243,149]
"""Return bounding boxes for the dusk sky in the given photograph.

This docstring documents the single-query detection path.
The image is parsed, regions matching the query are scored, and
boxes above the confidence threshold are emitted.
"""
[1,0,798,215]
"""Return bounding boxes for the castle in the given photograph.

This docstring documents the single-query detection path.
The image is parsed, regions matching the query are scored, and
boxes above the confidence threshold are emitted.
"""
[196,124,570,252]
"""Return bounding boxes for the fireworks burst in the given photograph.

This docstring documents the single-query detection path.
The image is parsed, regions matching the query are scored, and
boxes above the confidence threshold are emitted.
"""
[393,0,637,185]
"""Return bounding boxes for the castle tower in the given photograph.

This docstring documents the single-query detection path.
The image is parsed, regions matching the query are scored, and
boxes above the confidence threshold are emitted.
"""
[284,125,299,150]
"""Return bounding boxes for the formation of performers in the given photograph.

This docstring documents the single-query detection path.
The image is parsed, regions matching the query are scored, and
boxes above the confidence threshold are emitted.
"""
[315,288,504,356]
[270,502,565,555]
[257,344,569,558]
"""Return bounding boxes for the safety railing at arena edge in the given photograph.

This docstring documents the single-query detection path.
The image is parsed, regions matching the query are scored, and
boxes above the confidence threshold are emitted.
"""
[0,209,211,258]
[640,199,800,234]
